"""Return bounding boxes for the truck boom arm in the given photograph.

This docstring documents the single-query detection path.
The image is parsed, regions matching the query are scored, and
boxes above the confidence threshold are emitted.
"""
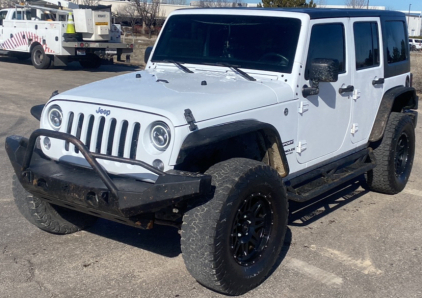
[26,0,79,9]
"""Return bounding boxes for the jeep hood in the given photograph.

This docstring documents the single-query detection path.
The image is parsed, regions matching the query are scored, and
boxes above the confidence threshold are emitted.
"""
[57,70,294,126]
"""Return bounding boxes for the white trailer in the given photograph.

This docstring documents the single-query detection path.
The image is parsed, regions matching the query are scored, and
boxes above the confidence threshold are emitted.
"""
[0,1,133,69]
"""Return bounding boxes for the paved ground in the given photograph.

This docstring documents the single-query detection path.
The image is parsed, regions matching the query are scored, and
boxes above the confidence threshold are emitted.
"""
[0,57,421,298]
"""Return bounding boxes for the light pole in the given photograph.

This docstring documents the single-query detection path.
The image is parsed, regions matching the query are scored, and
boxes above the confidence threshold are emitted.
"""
[408,4,412,33]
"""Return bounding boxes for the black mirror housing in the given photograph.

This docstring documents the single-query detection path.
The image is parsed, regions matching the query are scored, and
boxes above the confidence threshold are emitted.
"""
[309,58,339,83]
[144,46,153,64]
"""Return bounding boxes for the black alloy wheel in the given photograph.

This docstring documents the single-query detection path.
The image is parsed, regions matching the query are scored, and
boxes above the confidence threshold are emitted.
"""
[231,193,273,266]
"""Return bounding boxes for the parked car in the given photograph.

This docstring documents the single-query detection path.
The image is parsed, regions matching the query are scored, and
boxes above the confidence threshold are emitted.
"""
[409,38,422,51]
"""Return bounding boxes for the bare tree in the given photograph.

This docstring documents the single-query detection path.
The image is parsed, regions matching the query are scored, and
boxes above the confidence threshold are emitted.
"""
[315,0,326,8]
[80,0,99,6]
[134,0,162,39]
[117,1,140,34]
[345,0,368,8]
[0,0,18,9]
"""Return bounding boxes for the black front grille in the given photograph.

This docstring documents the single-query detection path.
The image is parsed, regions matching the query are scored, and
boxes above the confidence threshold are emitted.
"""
[64,113,141,159]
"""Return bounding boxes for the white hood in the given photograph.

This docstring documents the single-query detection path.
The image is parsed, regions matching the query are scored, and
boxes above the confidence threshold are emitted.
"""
[58,70,294,126]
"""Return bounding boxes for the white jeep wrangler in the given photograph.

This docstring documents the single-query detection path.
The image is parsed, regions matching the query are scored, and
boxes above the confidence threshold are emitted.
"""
[7,8,418,295]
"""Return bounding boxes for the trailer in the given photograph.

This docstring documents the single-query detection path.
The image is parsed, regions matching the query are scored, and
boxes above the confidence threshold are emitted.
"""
[0,0,133,69]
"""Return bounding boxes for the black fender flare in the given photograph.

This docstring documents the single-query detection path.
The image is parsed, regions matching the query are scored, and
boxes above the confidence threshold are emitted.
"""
[369,86,418,142]
[30,104,45,121]
[175,120,290,177]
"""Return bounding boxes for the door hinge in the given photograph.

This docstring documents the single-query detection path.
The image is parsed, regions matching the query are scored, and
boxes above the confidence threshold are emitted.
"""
[351,123,359,135]
[298,101,309,114]
[296,140,307,153]
[353,89,361,100]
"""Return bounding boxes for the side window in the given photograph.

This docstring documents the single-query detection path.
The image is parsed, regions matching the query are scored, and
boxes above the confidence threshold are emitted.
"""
[0,11,7,24]
[385,21,407,64]
[305,23,346,80]
[354,22,380,70]
[12,11,22,20]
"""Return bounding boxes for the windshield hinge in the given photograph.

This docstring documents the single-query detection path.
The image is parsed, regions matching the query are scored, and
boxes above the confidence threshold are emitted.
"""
[184,109,198,131]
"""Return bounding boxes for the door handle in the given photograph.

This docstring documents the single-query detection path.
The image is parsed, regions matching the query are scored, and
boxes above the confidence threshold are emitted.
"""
[339,85,354,94]
[372,78,384,85]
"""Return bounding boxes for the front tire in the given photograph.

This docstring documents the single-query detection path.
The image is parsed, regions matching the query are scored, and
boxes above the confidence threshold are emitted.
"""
[366,112,415,194]
[31,45,51,69]
[12,175,98,234]
[181,158,288,295]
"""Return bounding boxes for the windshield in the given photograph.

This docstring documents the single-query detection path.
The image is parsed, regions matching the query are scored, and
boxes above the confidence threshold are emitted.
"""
[152,14,301,73]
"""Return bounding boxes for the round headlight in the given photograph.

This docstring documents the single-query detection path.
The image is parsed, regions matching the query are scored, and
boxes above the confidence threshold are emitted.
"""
[150,122,170,151]
[47,105,63,130]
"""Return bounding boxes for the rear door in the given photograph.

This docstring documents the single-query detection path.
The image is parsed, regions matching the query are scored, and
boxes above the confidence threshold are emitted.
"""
[350,18,384,144]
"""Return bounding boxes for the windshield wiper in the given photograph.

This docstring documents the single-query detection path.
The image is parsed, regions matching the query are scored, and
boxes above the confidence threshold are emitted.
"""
[213,62,256,81]
[158,60,193,73]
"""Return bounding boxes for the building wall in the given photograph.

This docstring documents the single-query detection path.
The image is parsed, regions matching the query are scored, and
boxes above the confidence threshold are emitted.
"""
[407,14,422,36]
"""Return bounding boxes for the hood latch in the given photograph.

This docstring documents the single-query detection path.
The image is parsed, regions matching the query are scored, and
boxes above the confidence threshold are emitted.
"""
[184,109,198,131]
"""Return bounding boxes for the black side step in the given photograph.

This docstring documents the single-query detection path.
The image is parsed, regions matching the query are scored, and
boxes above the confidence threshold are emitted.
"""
[285,149,376,202]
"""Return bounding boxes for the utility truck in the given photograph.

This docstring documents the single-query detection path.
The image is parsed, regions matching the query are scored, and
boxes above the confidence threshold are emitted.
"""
[0,0,132,69]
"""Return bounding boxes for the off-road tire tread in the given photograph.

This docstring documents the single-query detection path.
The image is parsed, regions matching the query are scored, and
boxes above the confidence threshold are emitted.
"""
[181,158,288,295]
[367,112,415,194]
[12,175,97,234]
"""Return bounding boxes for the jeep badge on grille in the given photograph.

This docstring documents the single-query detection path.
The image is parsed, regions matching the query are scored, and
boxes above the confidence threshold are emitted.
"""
[96,107,111,116]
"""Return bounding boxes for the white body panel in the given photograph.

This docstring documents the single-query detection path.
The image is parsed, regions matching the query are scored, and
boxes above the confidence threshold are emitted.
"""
[1,19,64,54]
[36,9,411,181]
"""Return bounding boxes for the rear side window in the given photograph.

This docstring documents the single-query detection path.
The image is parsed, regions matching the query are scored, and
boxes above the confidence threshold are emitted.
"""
[305,23,346,80]
[385,21,407,64]
[354,22,380,70]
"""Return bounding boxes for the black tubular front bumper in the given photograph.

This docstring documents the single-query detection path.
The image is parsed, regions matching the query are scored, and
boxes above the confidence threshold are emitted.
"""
[6,129,211,223]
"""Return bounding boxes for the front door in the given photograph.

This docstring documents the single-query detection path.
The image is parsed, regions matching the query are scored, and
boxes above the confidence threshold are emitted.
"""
[296,20,352,164]
[0,10,7,48]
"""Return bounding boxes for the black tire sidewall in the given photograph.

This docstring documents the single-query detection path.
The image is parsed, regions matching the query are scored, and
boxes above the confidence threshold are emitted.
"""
[12,175,97,234]
[217,173,287,285]
[79,54,101,69]
[210,166,288,293]
[367,113,415,194]
[386,116,415,191]
[31,45,51,69]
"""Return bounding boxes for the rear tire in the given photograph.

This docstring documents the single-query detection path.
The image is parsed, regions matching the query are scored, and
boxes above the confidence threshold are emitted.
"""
[12,175,98,234]
[366,112,415,194]
[181,158,288,295]
[31,45,51,69]
[79,54,102,69]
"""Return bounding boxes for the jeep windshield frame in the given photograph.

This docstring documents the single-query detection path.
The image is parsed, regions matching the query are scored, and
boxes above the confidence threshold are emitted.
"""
[152,14,302,74]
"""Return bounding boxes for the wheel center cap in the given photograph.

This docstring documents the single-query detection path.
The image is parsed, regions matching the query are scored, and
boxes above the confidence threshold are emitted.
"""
[242,222,249,233]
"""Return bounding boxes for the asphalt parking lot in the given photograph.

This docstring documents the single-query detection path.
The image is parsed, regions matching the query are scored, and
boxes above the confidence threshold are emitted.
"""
[1,57,421,298]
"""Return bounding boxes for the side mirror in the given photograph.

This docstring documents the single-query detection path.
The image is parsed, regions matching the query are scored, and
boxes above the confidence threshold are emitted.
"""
[302,58,339,98]
[144,46,153,64]
[0,19,3,26]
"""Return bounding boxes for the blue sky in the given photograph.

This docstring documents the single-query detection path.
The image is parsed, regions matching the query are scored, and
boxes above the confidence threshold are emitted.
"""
[244,0,421,13]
